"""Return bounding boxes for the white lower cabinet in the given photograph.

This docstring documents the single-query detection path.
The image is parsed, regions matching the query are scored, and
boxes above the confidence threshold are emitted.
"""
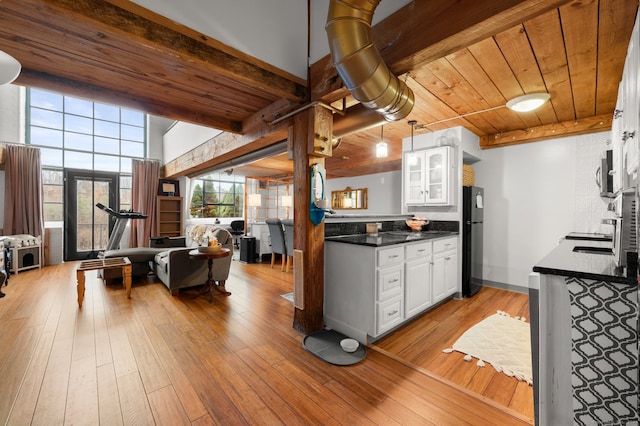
[405,241,432,318]
[432,237,458,303]
[325,235,459,343]
[375,246,405,334]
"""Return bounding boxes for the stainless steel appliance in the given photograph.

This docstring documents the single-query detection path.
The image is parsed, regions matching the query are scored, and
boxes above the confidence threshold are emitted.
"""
[596,149,614,197]
[612,187,637,267]
[462,186,483,297]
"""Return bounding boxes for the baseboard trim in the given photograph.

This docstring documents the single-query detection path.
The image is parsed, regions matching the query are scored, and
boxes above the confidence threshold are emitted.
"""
[482,279,529,294]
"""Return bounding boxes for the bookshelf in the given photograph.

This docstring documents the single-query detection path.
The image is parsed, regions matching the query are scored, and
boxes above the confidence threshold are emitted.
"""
[156,196,184,237]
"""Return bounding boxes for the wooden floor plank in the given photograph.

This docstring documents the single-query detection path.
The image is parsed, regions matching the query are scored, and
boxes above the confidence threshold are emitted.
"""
[117,371,155,426]
[146,385,191,426]
[65,356,99,425]
[137,315,209,422]
[96,363,124,426]
[0,260,533,425]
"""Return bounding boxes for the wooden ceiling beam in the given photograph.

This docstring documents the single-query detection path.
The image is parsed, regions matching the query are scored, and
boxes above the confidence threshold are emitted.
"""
[163,98,296,178]
[310,0,574,102]
[480,113,612,148]
[5,0,306,109]
[17,69,243,133]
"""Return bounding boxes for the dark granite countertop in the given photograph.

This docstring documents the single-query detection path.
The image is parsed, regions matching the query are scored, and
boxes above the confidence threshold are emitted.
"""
[533,239,636,285]
[565,232,613,242]
[325,230,458,247]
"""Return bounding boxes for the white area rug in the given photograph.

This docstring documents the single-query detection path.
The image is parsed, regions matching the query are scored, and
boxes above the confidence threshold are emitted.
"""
[443,311,533,385]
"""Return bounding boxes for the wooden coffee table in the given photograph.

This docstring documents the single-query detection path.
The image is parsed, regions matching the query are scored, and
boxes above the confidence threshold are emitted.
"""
[188,248,231,302]
[76,257,132,308]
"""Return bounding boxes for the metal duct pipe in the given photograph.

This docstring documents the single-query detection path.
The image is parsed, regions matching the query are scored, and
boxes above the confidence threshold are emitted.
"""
[325,0,414,123]
[332,103,386,138]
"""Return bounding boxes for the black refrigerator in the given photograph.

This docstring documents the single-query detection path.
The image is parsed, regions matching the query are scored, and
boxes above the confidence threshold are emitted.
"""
[462,186,484,297]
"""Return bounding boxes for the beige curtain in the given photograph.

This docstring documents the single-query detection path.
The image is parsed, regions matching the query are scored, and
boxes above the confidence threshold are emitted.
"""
[3,144,44,238]
[129,159,160,247]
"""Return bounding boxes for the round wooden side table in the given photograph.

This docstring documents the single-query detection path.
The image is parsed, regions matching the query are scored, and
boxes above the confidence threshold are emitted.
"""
[188,248,231,302]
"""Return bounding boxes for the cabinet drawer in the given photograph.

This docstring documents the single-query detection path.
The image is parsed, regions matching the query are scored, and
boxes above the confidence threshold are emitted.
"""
[377,246,404,267]
[376,297,404,335]
[377,266,403,301]
[406,241,431,260]
[433,237,457,253]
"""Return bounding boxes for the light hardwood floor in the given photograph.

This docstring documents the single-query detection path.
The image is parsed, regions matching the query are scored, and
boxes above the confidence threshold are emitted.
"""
[0,259,533,425]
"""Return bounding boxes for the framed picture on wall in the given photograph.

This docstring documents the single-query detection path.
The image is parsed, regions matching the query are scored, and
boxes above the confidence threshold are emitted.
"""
[158,179,180,197]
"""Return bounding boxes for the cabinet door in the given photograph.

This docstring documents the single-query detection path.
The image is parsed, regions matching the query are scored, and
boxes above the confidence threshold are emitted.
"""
[432,253,446,302]
[612,91,624,194]
[425,147,450,205]
[404,151,426,205]
[433,250,457,302]
[444,251,458,294]
[405,258,431,318]
[623,20,639,177]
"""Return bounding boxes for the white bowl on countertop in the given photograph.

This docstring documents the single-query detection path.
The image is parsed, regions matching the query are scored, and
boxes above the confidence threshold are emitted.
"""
[340,338,359,353]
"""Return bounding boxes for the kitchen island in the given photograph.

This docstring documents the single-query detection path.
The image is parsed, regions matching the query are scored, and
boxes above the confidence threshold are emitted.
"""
[325,230,459,343]
[529,238,638,425]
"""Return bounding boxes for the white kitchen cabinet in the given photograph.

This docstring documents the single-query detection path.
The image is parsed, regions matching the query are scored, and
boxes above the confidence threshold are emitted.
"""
[612,13,640,187]
[425,147,450,204]
[623,17,639,177]
[612,90,624,194]
[405,241,432,318]
[404,151,426,205]
[432,237,458,303]
[325,235,458,343]
[375,246,405,335]
[403,146,453,206]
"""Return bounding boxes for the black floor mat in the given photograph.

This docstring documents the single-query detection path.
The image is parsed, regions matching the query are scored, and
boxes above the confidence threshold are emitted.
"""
[302,329,366,366]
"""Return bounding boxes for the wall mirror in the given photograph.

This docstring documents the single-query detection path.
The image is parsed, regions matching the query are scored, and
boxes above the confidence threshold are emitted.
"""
[331,186,368,210]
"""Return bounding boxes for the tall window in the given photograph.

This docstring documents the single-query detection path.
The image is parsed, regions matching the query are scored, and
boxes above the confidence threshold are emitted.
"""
[27,88,146,220]
[191,173,244,218]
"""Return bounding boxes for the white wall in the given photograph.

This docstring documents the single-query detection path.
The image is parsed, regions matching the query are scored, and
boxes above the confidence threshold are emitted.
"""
[148,115,173,161]
[474,131,614,289]
[0,84,24,145]
[326,170,402,214]
[163,121,222,164]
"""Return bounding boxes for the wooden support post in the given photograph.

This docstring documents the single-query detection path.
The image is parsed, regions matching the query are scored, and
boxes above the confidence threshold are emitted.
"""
[291,105,330,334]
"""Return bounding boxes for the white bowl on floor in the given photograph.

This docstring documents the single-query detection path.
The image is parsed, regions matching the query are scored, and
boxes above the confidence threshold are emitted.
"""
[340,338,359,353]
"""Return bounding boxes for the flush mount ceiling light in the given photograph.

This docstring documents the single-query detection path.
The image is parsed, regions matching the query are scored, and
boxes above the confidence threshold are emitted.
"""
[0,50,21,86]
[376,125,388,158]
[506,93,551,112]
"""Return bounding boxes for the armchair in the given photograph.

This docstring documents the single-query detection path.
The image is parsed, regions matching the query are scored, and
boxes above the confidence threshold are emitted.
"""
[153,227,233,295]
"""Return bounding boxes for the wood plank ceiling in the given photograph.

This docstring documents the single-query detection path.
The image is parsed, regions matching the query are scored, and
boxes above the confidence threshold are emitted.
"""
[0,0,637,178]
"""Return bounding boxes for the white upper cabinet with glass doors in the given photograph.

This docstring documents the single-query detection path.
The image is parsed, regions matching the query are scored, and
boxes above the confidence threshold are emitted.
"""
[404,151,426,205]
[403,146,452,206]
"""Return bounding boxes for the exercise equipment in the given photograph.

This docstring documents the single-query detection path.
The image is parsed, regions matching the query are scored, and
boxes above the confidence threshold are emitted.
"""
[96,203,147,251]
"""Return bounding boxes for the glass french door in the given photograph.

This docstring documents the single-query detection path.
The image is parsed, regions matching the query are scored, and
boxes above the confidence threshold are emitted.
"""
[64,169,119,261]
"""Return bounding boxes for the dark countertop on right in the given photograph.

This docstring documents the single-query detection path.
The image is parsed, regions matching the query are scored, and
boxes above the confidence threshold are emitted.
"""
[532,239,636,285]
